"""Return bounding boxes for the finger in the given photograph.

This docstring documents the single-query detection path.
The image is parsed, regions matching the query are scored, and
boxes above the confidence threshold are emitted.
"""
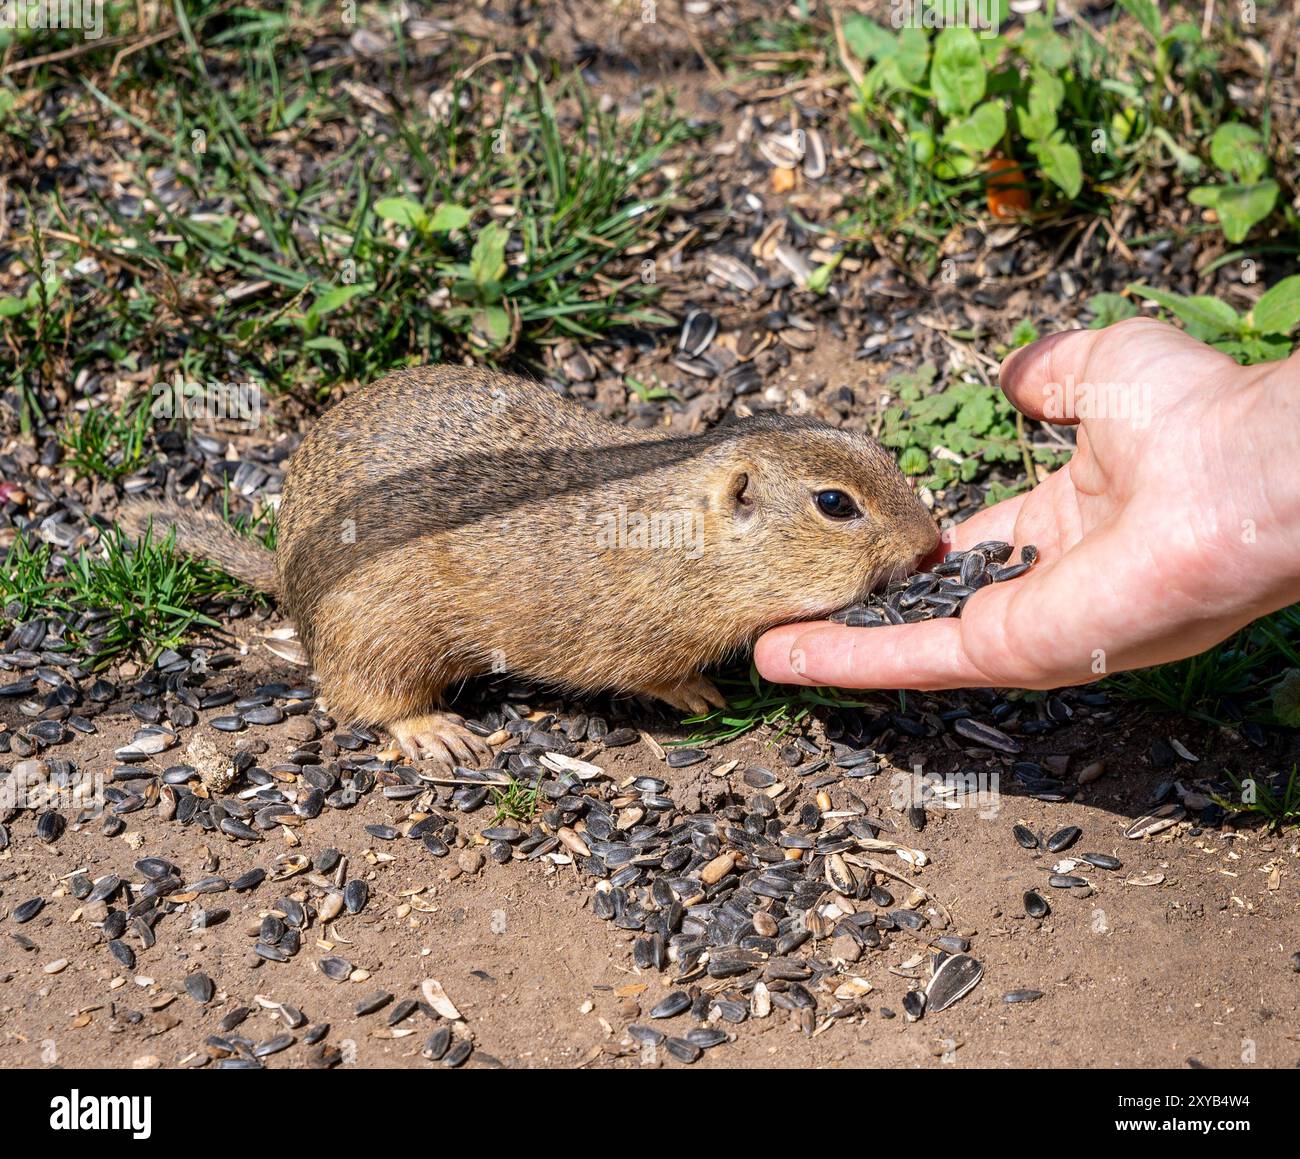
[755,617,1001,690]
[998,319,1229,425]
[998,329,1087,423]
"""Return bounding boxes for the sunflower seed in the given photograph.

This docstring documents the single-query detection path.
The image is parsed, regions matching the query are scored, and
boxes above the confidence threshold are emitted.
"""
[649,991,691,1019]
[925,953,983,1012]
[1023,890,1050,918]
[1046,825,1081,852]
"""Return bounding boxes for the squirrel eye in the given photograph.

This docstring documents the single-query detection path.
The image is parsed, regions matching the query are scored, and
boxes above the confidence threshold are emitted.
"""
[814,490,860,520]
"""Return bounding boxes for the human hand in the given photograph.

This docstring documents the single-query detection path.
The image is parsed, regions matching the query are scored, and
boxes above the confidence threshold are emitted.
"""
[755,319,1300,691]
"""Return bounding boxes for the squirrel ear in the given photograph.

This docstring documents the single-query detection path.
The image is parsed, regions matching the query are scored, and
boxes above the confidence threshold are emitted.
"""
[714,464,756,519]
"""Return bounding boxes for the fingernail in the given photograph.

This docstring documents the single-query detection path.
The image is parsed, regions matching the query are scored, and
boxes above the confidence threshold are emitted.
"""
[1000,329,1072,386]
[789,643,808,678]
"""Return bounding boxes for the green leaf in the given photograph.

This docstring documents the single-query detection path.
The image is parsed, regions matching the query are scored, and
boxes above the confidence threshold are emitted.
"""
[1251,275,1300,337]
[841,14,894,63]
[1271,669,1300,728]
[1209,123,1268,184]
[304,336,349,359]
[933,153,978,180]
[1128,283,1243,341]
[427,203,472,232]
[894,27,930,87]
[805,252,843,295]
[1205,180,1279,244]
[931,27,985,117]
[470,222,510,286]
[1010,319,1040,348]
[373,197,428,230]
[470,306,511,349]
[310,282,373,317]
[907,124,936,165]
[956,390,996,435]
[1019,68,1064,141]
[1032,133,1083,198]
[1087,293,1139,328]
[943,101,1005,156]
[898,447,930,476]
[0,295,27,317]
[1017,13,1071,70]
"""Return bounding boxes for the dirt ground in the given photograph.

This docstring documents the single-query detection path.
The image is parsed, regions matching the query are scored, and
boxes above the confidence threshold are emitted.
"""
[1,637,1296,1072]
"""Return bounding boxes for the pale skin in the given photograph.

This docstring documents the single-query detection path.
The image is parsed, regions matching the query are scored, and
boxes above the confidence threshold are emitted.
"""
[755,319,1300,692]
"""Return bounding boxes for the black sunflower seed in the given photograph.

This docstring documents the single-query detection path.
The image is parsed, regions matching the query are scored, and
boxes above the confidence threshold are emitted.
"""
[1046,825,1082,852]
[649,991,691,1019]
[185,972,215,1003]
[344,880,368,913]
[14,898,44,923]
[1012,824,1039,850]
[1023,890,1050,918]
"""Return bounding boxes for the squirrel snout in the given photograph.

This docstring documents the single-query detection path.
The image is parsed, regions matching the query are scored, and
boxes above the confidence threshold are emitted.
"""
[907,513,941,562]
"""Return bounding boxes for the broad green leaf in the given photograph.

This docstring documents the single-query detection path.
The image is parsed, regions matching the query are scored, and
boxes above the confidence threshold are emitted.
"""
[841,14,894,63]
[470,222,510,286]
[943,101,1006,155]
[1251,275,1300,337]
[931,26,985,117]
[1209,123,1268,183]
[1128,283,1242,341]
[1087,293,1139,328]
[0,296,27,317]
[894,27,930,87]
[1210,180,1279,244]
[427,203,472,232]
[1018,73,1062,142]
[373,197,428,230]
[1270,669,1300,727]
[1030,67,1065,113]
[1032,134,1083,198]
[908,125,936,166]
[1017,13,1072,70]
[933,153,978,180]
[470,306,511,349]
[956,391,996,435]
[898,447,930,476]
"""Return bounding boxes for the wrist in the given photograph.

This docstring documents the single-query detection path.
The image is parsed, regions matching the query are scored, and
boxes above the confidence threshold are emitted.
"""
[1231,354,1300,608]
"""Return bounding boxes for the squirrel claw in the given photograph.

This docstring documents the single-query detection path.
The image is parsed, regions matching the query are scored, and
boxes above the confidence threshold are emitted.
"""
[390,711,491,769]
[641,675,728,716]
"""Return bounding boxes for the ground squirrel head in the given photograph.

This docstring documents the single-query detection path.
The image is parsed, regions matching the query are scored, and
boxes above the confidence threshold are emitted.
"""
[698,415,938,625]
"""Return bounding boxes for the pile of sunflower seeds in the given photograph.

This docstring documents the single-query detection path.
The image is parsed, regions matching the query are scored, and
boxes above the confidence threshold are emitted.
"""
[829,541,1037,627]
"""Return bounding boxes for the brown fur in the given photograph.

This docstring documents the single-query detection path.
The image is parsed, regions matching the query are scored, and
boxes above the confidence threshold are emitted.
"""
[128,365,937,745]
[120,498,279,595]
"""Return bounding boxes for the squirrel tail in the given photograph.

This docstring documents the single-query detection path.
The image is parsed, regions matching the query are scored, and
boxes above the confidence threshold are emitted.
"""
[120,499,279,597]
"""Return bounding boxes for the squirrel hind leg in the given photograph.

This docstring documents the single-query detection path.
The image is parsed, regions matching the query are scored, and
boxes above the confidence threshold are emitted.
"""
[388,710,491,770]
[633,673,728,716]
[314,657,491,771]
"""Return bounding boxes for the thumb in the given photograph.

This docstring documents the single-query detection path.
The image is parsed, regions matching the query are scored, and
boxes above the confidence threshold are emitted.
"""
[998,318,1224,425]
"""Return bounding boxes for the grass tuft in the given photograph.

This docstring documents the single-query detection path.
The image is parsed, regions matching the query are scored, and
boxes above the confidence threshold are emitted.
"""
[64,524,249,667]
